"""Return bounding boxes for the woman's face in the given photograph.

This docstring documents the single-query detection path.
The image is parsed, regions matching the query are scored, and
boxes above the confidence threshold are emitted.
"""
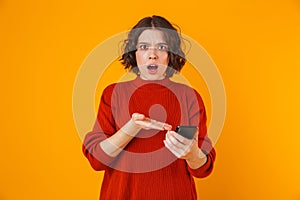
[135,29,169,80]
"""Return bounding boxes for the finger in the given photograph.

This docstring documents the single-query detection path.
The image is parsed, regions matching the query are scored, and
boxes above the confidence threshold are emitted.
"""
[163,140,181,158]
[169,131,191,145]
[166,131,186,149]
[166,131,194,154]
[149,119,172,131]
[163,123,172,130]
[193,131,199,141]
[164,138,189,158]
[147,119,164,130]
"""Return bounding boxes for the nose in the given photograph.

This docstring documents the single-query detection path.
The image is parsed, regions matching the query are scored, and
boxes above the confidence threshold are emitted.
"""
[148,49,158,60]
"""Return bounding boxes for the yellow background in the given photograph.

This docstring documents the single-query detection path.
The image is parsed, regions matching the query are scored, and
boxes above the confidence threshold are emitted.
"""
[1,0,300,199]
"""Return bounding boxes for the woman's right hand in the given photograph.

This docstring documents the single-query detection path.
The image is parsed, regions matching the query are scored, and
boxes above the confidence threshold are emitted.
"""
[131,113,172,131]
[100,113,172,157]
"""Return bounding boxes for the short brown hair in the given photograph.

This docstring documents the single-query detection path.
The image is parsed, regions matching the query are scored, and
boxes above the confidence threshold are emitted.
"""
[120,15,186,77]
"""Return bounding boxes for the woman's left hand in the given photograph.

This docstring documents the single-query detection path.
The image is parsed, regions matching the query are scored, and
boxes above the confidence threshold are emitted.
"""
[163,131,207,169]
[163,130,199,161]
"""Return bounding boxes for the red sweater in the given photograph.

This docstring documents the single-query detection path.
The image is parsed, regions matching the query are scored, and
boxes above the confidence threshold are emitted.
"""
[83,77,216,200]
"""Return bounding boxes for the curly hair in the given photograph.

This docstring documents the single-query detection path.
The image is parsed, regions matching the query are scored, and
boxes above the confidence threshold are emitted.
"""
[120,15,186,77]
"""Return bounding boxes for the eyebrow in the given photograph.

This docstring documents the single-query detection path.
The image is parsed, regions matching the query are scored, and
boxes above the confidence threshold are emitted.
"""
[137,42,168,45]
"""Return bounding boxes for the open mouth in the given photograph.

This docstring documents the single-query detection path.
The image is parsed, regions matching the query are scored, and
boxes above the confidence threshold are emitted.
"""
[147,65,158,70]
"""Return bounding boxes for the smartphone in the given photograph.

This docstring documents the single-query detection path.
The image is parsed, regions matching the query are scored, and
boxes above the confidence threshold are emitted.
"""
[175,126,198,139]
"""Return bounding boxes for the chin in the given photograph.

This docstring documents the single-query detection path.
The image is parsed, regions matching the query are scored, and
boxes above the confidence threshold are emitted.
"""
[141,75,164,81]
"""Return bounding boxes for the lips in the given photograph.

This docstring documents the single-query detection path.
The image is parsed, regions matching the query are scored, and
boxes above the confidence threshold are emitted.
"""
[147,64,159,74]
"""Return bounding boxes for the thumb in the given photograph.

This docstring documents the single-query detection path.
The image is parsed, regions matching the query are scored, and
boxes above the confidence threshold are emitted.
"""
[194,131,199,141]
[132,113,145,121]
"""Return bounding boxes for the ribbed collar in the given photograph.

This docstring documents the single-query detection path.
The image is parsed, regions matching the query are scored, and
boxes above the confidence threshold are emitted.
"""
[130,76,174,91]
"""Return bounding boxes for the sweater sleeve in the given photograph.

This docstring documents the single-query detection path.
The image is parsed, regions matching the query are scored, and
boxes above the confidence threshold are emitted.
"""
[82,84,118,171]
[187,89,216,178]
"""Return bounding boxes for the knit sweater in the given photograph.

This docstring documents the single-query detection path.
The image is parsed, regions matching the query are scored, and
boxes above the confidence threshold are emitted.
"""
[82,77,216,200]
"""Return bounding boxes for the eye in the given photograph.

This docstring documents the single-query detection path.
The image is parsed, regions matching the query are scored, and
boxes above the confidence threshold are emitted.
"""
[158,45,168,51]
[138,44,148,50]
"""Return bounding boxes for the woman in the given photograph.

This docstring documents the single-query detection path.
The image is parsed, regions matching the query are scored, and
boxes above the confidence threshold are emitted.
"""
[83,15,216,200]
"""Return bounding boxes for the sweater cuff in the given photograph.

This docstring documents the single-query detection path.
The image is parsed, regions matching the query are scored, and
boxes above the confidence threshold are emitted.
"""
[94,143,117,167]
[188,154,213,178]
[84,142,116,171]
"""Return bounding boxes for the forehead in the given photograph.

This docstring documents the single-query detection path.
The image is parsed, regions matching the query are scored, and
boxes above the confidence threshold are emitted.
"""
[138,29,166,43]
